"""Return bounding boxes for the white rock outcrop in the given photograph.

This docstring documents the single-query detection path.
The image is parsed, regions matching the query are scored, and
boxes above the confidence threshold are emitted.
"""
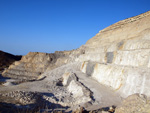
[80,11,150,99]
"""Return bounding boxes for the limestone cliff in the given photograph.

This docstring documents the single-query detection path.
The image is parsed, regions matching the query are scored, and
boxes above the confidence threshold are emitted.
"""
[79,11,150,98]
[1,11,150,112]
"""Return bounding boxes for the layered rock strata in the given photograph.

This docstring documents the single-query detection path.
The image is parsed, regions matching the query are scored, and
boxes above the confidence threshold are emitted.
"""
[1,11,150,112]
[2,52,53,80]
[2,49,84,80]
[78,11,150,99]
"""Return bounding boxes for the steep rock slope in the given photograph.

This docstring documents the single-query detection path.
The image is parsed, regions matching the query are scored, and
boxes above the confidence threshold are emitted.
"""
[78,11,150,98]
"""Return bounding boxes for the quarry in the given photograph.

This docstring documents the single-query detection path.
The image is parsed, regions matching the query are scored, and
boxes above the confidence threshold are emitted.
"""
[0,11,150,113]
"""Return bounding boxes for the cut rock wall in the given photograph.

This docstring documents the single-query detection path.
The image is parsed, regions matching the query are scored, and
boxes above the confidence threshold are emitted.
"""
[79,11,150,98]
[80,62,150,98]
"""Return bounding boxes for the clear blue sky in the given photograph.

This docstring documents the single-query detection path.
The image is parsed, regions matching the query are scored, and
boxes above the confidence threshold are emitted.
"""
[0,0,150,55]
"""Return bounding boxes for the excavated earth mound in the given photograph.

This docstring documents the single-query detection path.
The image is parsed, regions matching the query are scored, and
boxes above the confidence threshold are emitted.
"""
[1,11,150,112]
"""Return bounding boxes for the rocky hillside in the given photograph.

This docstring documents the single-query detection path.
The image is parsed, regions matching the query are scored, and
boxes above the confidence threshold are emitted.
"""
[1,11,150,113]
[0,50,22,73]
[2,49,84,80]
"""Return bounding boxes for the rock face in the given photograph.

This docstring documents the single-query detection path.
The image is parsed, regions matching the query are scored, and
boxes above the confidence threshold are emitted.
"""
[2,50,84,80]
[2,47,85,80]
[79,11,150,98]
[0,50,21,73]
[1,11,150,112]
[2,52,54,80]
